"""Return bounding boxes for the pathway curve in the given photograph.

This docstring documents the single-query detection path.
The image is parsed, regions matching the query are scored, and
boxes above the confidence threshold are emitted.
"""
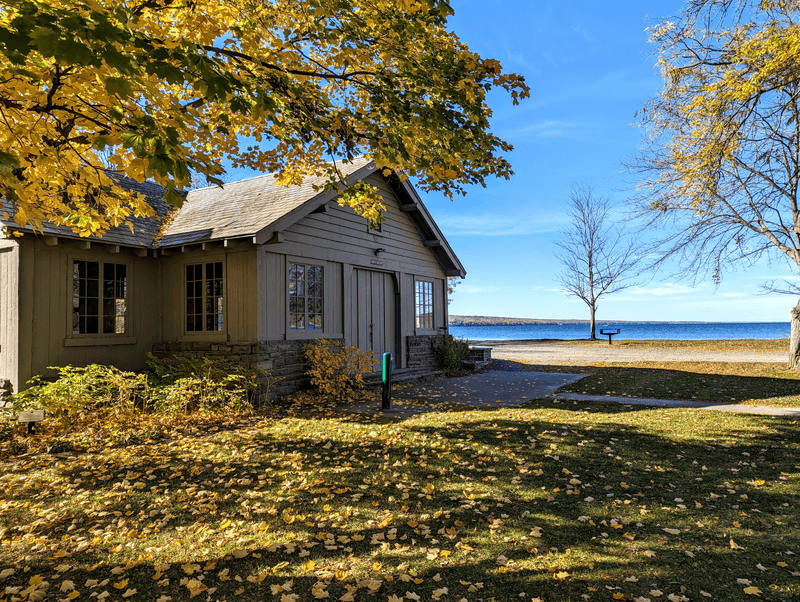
[480,340,786,364]
[338,368,800,418]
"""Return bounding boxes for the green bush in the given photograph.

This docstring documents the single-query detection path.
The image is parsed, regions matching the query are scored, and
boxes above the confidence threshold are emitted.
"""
[10,364,144,425]
[437,335,471,376]
[9,356,271,422]
[145,354,267,413]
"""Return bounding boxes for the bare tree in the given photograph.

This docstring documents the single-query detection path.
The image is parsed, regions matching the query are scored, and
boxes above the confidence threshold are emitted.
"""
[632,0,800,367]
[554,186,642,339]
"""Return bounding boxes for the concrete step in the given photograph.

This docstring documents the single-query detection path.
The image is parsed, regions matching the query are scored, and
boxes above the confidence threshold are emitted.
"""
[363,369,444,387]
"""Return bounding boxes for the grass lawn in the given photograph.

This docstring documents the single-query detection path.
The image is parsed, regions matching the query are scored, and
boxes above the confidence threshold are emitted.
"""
[509,339,800,408]
[1,399,798,602]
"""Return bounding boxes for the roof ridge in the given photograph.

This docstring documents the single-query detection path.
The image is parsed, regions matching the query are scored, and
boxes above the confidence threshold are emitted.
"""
[187,156,370,193]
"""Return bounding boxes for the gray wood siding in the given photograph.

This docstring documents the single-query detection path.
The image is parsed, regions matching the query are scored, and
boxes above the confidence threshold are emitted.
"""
[16,239,162,384]
[160,247,257,343]
[267,173,446,279]
[0,240,20,392]
[259,251,285,338]
[348,269,396,365]
[258,250,344,340]
[257,172,447,355]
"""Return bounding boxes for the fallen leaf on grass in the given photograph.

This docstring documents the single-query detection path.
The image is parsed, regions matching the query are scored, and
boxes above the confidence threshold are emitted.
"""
[743,586,762,596]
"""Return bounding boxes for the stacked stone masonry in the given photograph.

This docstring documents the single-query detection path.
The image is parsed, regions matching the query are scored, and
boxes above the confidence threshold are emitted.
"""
[0,379,11,409]
[152,340,314,401]
[154,334,447,402]
[406,334,445,370]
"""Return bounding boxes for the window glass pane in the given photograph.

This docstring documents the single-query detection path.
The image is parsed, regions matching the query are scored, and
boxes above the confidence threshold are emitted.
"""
[415,281,433,330]
[86,316,98,333]
[87,262,99,279]
[87,279,98,298]
[116,299,126,334]
[185,262,224,332]
[103,316,114,334]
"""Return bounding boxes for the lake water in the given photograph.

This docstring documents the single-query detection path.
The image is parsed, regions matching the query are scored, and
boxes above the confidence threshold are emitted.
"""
[449,322,791,341]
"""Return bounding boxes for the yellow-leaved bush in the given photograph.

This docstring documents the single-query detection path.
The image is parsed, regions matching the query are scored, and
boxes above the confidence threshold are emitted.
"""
[303,339,375,398]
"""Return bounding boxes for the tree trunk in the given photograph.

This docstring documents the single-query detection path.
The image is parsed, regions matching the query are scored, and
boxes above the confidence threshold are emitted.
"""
[589,303,596,340]
[790,298,800,369]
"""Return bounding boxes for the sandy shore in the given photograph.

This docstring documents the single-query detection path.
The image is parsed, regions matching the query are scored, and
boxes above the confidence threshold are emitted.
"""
[475,340,787,364]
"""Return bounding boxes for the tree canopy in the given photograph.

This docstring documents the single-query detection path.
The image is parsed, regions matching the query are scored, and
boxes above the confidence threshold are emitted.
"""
[634,0,800,285]
[0,0,528,236]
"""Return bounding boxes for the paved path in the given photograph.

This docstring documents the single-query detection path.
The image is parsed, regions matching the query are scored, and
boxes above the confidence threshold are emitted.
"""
[481,340,786,364]
[554,392,800,416]
[338,369,800,418]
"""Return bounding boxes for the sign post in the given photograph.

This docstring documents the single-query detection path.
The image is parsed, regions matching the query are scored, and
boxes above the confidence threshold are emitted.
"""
[381,352,393,411]
[17,410,45,435]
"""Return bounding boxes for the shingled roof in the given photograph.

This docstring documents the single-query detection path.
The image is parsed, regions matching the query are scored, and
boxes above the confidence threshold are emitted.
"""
[0,158,465,277]
[0,178,173,248]
[160,156,374,247]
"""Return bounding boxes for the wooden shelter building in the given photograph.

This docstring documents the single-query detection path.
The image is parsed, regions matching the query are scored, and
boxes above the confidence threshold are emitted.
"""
[0,158,465,398]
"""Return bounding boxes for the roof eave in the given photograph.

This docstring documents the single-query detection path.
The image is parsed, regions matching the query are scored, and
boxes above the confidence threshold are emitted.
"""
[389,176,466,279]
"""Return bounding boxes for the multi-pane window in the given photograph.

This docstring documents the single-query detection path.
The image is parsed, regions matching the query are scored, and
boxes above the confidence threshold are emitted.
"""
[72,260,127,335]
[415,280,434,330]
[186,262,224,332]
[289,263,323,330]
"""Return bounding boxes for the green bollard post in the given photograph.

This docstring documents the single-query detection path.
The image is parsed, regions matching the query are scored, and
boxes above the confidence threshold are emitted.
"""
[381,352,393,411]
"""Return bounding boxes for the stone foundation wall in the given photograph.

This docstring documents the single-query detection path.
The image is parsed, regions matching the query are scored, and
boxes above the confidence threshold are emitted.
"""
[151,339,319,401]
[0,379,12,409]
[406,334,445,370]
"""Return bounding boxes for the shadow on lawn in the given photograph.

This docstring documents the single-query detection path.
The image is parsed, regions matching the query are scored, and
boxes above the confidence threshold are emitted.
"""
[506,360,800,404]
[2,402,799,601]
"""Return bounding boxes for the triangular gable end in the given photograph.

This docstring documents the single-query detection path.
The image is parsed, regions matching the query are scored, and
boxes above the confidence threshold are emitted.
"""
[252,167,466,279]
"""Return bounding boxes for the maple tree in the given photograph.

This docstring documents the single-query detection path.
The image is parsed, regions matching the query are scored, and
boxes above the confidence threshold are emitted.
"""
[633,0,800,366]
[0,0,528,235]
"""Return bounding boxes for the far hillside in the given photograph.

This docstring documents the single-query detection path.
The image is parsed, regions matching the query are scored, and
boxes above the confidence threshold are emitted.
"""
[447,316,712,326]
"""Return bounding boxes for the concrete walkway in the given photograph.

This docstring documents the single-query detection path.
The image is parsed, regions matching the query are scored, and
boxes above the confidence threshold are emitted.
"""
[338,369,800,418]
[554,392,800,416]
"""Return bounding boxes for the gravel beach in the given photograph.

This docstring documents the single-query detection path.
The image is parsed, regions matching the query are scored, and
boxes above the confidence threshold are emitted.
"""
[476,340,787,364]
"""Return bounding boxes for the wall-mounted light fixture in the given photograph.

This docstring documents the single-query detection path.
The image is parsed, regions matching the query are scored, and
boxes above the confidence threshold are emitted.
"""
[374,248,386,257]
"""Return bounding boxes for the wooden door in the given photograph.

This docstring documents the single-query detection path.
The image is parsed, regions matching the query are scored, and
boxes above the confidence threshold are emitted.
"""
[350,269,396,367]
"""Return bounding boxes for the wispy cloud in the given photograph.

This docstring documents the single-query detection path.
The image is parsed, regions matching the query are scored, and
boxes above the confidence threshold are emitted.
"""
[625,284,694,297]
[436,212,568,236]
[516,119,581,139]
[456,284,497,295]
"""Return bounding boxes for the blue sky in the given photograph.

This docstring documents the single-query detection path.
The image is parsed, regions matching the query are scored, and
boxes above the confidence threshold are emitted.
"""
[414,0,796,322]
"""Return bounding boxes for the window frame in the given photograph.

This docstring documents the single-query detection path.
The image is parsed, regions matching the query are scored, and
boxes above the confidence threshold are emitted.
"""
[183,259,227,337]
[67,256,131,340]
[286,259,326,338]
[414,278,435,333]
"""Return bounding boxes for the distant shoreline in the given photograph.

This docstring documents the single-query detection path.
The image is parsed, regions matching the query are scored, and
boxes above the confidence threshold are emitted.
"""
[449,315,786,326]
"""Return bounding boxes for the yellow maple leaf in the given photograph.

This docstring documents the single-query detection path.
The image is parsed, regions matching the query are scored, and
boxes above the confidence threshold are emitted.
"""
[743,586,762,596]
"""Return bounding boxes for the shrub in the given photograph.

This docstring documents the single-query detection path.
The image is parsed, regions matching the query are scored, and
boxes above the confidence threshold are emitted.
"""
[145,354,267,413]
[10,364,144,425]
[303,339,375,398]
[9,356,270,423]
[437,335,471,375]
